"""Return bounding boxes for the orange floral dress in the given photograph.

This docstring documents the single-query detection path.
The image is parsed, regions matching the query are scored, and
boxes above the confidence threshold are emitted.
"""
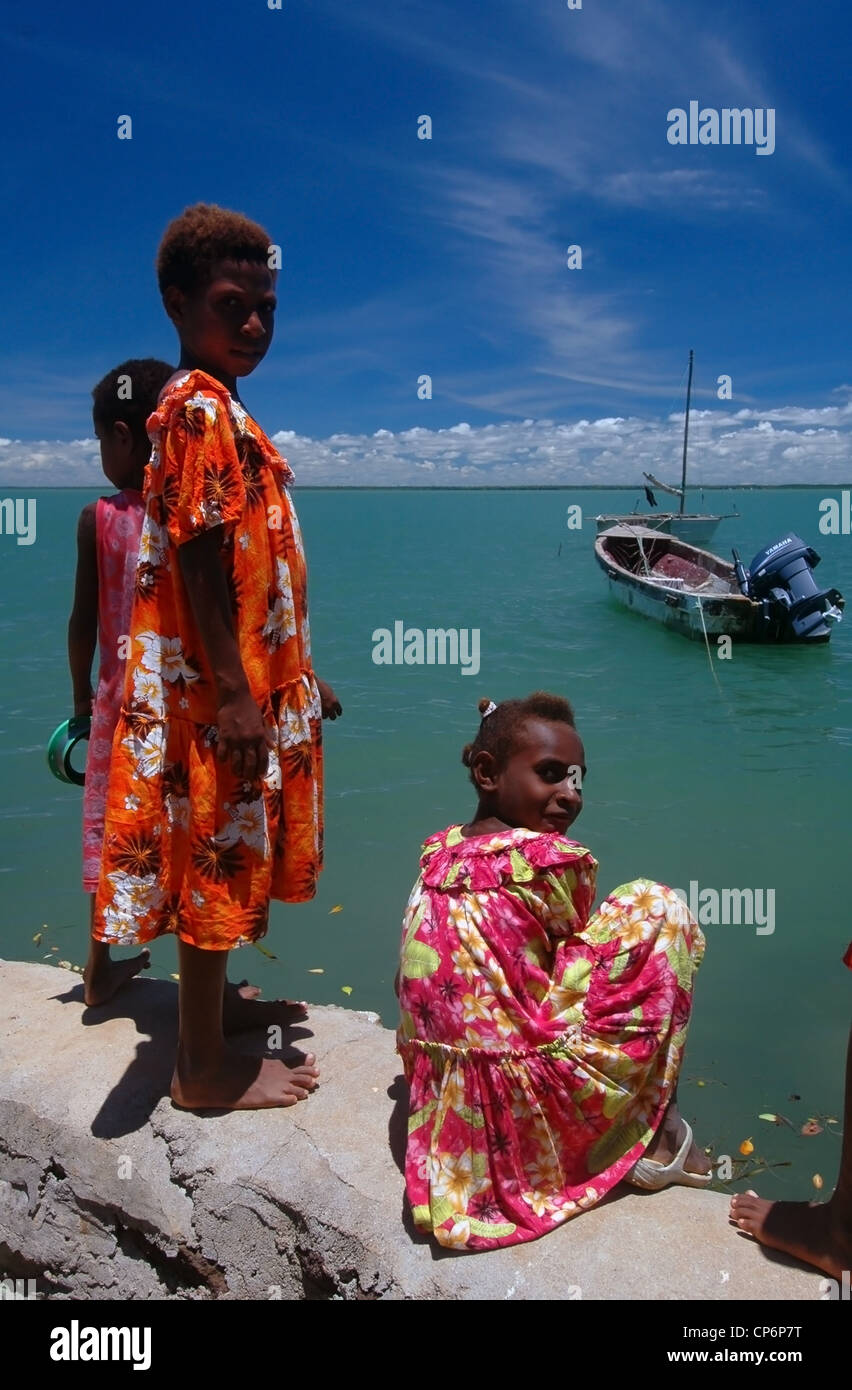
[92,369,323,951]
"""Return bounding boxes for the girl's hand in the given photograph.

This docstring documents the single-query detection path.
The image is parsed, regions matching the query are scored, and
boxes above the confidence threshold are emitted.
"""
[316,679,342,720]
[216,689,271,779]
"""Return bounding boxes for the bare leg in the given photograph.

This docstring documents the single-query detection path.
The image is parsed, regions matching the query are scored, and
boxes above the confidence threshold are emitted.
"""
[219,907,308,1031]
[170,939,320,1111]
[222,979,308,1033]
[83,894,149,1006]
[729,1020,852,1278]
[641,1085,711,1176]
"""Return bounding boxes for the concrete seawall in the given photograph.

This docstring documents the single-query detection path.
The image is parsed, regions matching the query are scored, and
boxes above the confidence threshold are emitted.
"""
[0,959,825,1300]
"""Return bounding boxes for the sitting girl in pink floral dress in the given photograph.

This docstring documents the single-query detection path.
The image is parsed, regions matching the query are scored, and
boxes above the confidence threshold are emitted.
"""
[397,691,710,1251]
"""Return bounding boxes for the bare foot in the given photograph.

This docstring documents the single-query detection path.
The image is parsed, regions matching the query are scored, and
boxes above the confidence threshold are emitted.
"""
[170,1048,320,1111]
[222,980,309,1034]
[729,1190,852,1280]
[644,1101,711,1176]
[84,949,150,1006]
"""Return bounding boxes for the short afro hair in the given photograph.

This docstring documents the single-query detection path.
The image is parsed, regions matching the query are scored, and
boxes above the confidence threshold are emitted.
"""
[156,202,273,298]
[461,691,577,785]
[91,358,174,443]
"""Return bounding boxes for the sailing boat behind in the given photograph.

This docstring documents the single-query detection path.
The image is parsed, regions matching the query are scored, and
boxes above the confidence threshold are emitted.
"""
[595,350,737,546]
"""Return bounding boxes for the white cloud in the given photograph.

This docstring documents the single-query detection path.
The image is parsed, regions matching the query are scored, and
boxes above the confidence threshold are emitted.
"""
[3,395,850,488]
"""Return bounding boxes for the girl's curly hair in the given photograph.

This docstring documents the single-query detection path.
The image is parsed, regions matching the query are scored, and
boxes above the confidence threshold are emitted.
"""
[156,202,273,298]
[461,691,576,785]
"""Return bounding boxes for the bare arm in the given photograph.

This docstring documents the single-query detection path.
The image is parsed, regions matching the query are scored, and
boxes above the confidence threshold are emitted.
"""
[177,527,269,779]
[67,503,98,718]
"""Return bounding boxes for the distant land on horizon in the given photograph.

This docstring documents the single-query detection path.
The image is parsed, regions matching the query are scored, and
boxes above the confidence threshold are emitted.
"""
[12,483,848,493]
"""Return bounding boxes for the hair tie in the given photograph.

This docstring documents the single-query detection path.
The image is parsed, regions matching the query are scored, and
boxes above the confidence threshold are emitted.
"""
[481,701,497,719]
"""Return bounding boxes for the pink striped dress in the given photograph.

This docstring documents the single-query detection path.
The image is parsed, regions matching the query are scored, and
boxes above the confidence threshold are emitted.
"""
[81,490,145,891]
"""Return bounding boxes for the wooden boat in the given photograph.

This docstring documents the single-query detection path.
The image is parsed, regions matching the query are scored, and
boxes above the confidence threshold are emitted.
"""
[594,523,844,643]
[594,350,737,545]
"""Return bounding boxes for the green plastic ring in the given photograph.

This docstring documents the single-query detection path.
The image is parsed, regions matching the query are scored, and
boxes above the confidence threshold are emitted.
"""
[47,717,91,786]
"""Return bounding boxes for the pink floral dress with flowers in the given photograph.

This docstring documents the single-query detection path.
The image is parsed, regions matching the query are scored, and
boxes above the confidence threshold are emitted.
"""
[397,825,705,1251]
[82,490,145,891]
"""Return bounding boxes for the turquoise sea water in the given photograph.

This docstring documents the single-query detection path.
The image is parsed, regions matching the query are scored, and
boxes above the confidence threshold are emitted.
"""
[1,485,850,1199]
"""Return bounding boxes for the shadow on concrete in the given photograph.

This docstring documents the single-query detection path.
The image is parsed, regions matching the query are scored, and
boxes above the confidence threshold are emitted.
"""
[386,1073,446,1253]
[387,1073,407,1175]
[729,1222,838,1280]
[51,977,314,1141]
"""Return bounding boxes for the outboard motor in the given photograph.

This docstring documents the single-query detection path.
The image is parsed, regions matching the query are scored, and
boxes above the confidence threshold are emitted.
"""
[737,535,844,642]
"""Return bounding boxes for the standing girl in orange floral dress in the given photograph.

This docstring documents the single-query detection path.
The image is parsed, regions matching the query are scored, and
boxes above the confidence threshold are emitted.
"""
[93,204,341,1111]
[397,692,709,1251]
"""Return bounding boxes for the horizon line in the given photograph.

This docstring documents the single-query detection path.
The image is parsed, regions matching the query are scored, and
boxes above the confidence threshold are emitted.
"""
[3,483,847,494]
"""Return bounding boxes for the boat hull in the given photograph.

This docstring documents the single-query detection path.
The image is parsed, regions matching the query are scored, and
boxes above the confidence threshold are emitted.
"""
[594,525,765,641]
[669,516,723,548]
[596,560,758,640]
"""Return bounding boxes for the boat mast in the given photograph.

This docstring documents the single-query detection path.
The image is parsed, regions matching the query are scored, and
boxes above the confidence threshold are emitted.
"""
[680,348,693,515]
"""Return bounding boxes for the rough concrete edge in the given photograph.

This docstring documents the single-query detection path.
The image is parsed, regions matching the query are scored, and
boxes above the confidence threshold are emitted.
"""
[0,960,834,1302]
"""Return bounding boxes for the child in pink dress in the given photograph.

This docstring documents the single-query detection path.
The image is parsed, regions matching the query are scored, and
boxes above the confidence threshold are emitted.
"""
[68,359,173,1004]
[397,692,710,1251]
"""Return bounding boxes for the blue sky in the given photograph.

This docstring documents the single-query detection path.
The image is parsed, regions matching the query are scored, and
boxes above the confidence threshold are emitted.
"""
[2,0,851,485]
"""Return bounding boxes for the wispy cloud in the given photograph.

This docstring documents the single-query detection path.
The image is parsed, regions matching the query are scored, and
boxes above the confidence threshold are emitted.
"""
[596,168,768,212]
[326,0,842,416]
[4,0,845,444]
[329,0,844,206]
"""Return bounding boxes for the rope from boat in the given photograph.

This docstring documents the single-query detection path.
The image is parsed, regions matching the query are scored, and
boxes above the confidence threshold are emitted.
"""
[695,595,725,698]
